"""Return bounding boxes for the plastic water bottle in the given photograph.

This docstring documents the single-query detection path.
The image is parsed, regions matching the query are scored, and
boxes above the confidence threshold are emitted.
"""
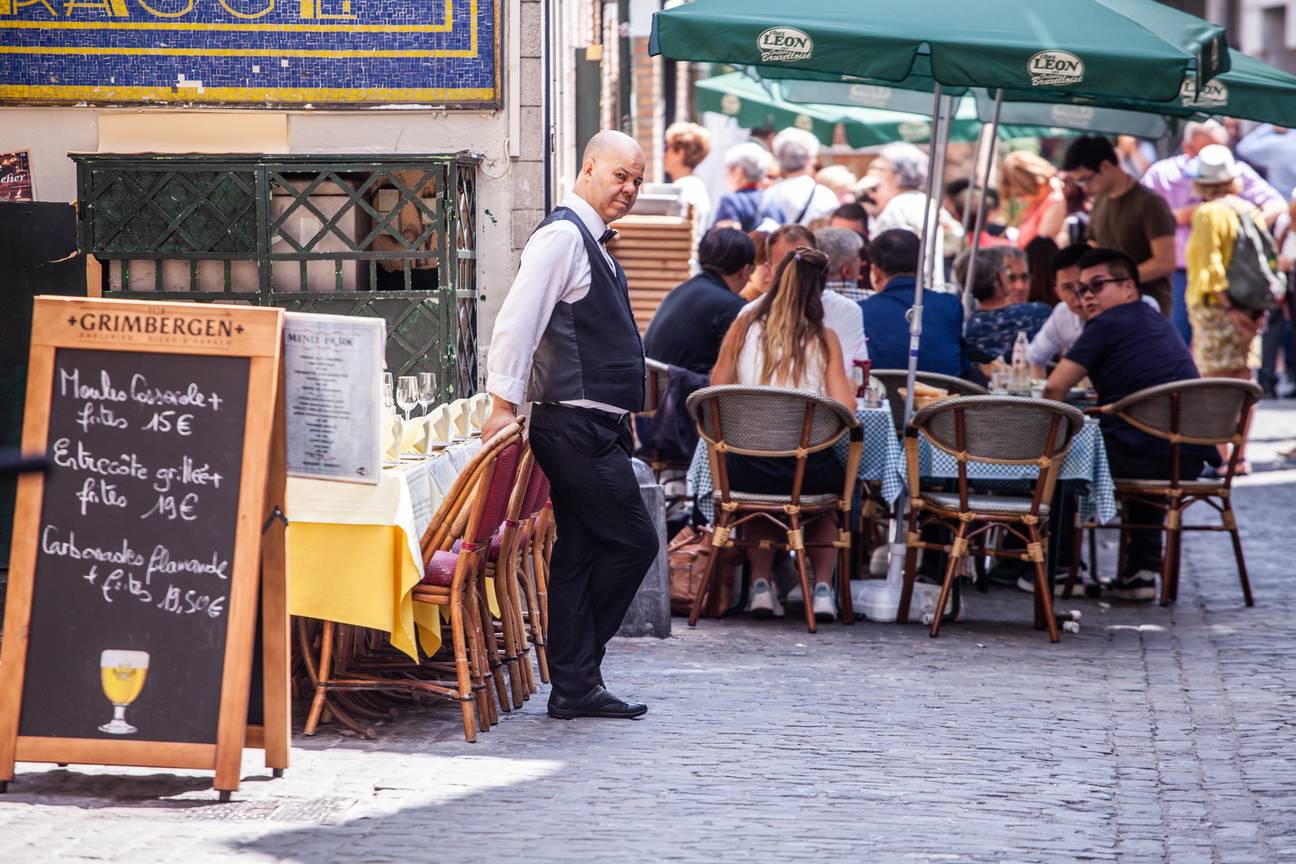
[1010,330,1030,393]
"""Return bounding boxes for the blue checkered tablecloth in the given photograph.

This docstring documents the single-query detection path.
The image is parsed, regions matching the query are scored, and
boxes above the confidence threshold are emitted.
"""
[688,405,902,523]
[688,403,1116,525]
[904,418,1117,524]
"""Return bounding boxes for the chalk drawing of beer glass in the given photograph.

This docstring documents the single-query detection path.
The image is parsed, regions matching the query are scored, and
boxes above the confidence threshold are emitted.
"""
[98,649,149,735]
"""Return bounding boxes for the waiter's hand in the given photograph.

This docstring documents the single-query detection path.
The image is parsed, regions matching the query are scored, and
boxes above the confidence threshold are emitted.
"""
[481,395,518,442]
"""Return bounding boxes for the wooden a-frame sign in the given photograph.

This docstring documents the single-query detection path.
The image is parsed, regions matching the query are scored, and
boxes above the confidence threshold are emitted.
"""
[0,296,290,800]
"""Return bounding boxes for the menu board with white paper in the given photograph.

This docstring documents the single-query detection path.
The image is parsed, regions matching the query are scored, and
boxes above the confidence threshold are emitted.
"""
[283,312,384,484]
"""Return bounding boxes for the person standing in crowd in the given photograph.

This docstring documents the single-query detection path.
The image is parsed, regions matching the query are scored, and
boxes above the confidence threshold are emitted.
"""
[860,229,965,376]
[1044,249,1206,602]
[1264,190,1296,399]
[644,228,754,374]
[1184,145,1270,475]
[742,223,814,301]
[1063,135,1176,316]
[1141,120,1284,345]
[868,142,945,279]
[957,244,1051,362]
[712,142,772,232]
[664,122,712,237]
[813,227,870,373]
[1236,123,1296,199]
[999,150,1067,249]
[711,247,855,621]
[816,164,859,205]
[757,128,839,227]
[1024,236,1060,306]
[483,130,657,721]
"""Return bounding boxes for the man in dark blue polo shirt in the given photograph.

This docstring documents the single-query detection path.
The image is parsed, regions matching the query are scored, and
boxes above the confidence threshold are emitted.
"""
[644,228,754,373]
[1044,248,1205,601]
[859,229,965,377]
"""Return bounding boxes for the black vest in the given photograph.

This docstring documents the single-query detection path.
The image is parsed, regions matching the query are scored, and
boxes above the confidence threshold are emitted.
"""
[528,207,645,412]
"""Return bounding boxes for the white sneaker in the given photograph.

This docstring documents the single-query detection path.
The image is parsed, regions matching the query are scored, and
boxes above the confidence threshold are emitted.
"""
[868,545,890,577]
[749,579,776,617]
[812,583,837,622]
[1016,574,1074,597]
[1110,570,1158,602]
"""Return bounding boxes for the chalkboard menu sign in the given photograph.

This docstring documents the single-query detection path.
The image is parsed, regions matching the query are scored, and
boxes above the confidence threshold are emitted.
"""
[0,297,286,798]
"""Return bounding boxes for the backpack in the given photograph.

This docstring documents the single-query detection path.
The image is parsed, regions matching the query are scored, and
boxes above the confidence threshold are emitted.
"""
[1223,198,1287,313]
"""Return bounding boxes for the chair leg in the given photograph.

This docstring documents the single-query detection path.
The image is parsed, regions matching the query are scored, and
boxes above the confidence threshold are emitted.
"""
[836,529,855,625]
[896,511,921,624]
[303,620,334,737]
[521,549,550,684]
[462,577,494,731]
[477,579,511,715]
[1029,527,1060,643]
[688,512,729,627]
[1159,505,1178,607]
[447,591,478,743]
[1224,502,1254,607]
[490,560,527,709]
[788,512,816,634]
[929,524,965,639]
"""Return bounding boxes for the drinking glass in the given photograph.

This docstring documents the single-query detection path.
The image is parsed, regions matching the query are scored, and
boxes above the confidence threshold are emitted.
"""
[383,371,393,393]
[396,376,418,422]
[99,649,149,735]
[382,382,394,411]
[417,372,435,417]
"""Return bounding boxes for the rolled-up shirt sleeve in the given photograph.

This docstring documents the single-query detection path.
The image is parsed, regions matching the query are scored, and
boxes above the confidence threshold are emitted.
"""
[485,224,583,406]
[1027,305,1067,366]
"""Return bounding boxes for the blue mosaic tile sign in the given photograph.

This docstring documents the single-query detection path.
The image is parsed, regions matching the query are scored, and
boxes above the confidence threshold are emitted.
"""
[0,0,499,106]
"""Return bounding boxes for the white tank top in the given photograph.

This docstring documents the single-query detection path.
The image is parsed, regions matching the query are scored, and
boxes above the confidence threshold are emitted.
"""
[734,321,829,394]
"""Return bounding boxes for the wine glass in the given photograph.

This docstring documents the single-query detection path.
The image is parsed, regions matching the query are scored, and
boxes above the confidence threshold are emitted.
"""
[417,372,435,417]
[396,376,418,422]
[382,381,394,411]
[383,371,393,393]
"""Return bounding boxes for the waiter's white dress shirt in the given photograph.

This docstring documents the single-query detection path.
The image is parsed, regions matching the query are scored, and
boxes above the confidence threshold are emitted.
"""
[486,193,629,415]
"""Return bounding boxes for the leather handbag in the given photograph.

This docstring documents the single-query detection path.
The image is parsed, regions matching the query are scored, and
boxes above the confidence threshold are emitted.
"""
[667,525,733,617]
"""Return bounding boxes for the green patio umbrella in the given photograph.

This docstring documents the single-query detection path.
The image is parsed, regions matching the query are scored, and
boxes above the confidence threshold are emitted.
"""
[652,0,1228,102]
[694,72,855,146]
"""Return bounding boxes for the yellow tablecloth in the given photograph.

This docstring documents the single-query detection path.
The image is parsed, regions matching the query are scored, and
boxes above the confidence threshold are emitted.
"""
[286,440,483,660]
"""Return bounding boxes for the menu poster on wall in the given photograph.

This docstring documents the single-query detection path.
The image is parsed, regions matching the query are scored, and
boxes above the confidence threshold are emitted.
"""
[0,151,32,202]
[283,312,384,484]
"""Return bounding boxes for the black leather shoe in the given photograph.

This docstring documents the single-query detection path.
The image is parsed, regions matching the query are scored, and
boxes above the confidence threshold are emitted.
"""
[547,685,647,720]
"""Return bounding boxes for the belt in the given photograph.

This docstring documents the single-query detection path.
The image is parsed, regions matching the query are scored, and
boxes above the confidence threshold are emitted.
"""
[538,402,630,425]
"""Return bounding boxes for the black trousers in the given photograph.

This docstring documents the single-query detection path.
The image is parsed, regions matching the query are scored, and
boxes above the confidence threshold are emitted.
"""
[1104,436,1205,576]
[529,404,659,701]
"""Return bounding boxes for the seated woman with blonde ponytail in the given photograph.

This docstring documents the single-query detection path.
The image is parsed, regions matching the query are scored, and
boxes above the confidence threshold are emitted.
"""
[709,246,855,621]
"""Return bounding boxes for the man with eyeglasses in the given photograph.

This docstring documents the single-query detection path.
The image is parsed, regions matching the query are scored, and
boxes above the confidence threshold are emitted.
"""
[1044,248,1206,601]
[1063,136,1176,318]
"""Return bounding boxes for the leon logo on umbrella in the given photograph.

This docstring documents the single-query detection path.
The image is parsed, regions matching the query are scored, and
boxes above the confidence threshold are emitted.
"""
[1027,50,1085,87]
[758,27,814,63]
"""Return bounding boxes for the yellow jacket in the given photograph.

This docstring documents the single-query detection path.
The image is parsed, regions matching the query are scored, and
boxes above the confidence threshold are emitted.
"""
[1185,196,1267,308]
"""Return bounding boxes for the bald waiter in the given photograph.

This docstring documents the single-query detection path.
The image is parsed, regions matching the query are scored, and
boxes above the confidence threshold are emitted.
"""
[482,130,658,720]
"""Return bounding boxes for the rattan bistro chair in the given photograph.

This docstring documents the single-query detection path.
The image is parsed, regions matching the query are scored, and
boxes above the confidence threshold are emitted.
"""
[686,385,863,632]
[643,358,671,417]
[1070,379,1262,607]
[898,397,1084,642]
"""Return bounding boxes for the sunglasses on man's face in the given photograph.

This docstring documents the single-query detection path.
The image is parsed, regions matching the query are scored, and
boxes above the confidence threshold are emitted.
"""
[1074,276,1131,297]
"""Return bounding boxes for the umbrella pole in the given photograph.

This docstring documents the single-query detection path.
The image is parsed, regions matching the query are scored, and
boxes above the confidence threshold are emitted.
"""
[961,87,1003,333]
[902,83,945,428]
[960,112,985,237]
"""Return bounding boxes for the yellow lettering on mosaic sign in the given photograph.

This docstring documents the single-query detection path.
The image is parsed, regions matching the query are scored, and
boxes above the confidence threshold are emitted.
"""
[63,0,129,15]
[11,0,60,16]
[216,0,273,18]
[132,0,194,16]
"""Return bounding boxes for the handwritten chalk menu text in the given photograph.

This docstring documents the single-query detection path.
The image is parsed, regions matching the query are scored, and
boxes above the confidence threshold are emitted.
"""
[18,349,249,744]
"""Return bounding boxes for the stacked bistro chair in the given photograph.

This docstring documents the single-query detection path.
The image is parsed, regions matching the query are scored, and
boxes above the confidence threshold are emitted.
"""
[686,385,863,632]
[413,421,526,740]
[898,396,1084,642]
[298,420,526,743]
[1066,379,1262,607]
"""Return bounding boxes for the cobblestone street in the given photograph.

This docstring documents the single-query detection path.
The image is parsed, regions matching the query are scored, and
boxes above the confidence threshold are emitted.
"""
[2,404,1294,864]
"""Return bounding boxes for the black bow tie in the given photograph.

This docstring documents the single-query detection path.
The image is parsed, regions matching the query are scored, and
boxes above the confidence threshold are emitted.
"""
[599,229,618,245]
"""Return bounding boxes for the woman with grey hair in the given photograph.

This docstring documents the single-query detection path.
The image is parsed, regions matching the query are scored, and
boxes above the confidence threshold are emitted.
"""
[712,142,773,232]
[757,127,839,227]
[956,243,1051,361]
[867,142,946,282]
